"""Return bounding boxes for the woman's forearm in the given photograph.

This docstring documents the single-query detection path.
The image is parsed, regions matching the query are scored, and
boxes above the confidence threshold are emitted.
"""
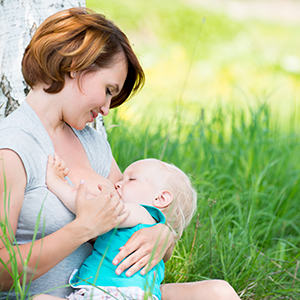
[0,183,129,291]
[0,219,87,290]
[162,227,175,262]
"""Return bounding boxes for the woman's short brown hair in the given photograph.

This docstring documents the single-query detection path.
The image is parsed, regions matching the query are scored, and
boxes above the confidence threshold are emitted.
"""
[22,7,145,108]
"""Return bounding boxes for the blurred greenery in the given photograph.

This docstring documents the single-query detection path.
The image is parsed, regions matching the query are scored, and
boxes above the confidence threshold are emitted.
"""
[87,0,300,130]
[106,101,300,299]
[85,1,300,298]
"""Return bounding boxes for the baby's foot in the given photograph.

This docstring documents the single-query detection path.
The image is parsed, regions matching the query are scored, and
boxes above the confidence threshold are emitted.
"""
[46,153,69,193]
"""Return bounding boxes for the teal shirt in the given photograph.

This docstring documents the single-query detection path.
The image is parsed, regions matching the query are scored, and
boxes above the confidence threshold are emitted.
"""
[70,205,165,299]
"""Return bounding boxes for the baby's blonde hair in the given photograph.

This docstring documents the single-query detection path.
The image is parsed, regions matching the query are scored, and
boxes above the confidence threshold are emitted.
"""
[154,160,197,240]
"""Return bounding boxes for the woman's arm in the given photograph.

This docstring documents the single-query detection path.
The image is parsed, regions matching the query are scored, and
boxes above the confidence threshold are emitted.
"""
[0,150,129,290]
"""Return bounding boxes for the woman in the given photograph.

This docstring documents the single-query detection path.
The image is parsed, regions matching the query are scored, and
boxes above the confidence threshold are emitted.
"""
[0,7,240,300]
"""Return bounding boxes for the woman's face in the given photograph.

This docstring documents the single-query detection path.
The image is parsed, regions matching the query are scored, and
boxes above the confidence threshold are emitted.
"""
[63,52,128,130]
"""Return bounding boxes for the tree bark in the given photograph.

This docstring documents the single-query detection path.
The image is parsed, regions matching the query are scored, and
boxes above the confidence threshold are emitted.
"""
[0,0,107,137]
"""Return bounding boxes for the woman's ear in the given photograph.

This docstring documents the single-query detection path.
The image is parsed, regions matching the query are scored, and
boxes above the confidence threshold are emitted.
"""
[153,190,173,209]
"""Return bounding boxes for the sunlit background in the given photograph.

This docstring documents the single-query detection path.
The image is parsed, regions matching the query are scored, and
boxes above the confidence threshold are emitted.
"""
[86,0,300,130]
[85,3,300,295]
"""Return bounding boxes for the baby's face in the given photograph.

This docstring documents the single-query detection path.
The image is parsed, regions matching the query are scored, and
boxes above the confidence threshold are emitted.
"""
[115,159,165,206]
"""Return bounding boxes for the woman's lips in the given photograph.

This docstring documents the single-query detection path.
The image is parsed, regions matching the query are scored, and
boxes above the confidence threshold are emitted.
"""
[92,110,98,118]
[90,110,98,121]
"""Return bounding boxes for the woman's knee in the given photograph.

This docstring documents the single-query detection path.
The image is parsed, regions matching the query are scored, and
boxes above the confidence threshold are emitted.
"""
[207,280,240,300]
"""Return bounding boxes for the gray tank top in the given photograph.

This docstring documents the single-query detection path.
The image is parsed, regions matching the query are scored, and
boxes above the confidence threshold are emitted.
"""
[0,101,112,299]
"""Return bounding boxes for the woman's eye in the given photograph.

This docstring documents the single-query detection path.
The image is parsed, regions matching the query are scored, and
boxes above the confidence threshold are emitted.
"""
[106,88,112,96]
[129,178,136,181]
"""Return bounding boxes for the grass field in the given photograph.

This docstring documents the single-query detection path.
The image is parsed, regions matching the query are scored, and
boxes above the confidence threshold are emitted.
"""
[106,101,300,299]
[87,0,300,298]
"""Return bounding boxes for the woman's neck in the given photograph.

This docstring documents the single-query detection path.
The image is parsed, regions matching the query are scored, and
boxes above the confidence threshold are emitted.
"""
[26,85,67,135]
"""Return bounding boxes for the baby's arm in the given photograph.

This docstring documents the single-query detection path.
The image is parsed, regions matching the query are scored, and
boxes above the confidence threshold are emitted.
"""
[46,154,97,214]
[46,154,155,226]
[118,203,156,228]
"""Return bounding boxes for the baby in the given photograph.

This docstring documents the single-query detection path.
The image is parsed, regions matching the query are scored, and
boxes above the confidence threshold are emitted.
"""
[39,154,197,300]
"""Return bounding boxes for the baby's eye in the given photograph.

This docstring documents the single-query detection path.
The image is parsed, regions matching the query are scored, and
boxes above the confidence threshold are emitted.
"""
[129,178,136,181]
[106,88,112,96]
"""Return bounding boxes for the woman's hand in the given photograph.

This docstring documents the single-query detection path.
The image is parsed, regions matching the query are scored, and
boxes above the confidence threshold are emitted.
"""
[74,182,130,241]
[112,224,175,277]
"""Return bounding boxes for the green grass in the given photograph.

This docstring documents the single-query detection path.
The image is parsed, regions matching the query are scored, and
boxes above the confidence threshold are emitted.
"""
[105,102,300,299]
[85,3,300,296]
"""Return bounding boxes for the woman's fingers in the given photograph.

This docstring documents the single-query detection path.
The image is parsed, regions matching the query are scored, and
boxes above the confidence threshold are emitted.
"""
[118,252,159,277]
[115,246,162,277]
[75,179,87,204]
[112,231,158,276]
[110,190,121,205]
[75,182,129,240]
[140,258,160,276]
[112,225,172,276]
[112,230,143,266]
[110,191,130,226]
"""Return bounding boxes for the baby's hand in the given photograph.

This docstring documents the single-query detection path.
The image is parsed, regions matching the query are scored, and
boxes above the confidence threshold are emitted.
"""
[46,153,69,191]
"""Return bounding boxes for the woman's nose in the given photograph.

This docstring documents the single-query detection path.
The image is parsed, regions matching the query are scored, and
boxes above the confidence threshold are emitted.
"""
[100,99,111,116]
[100,104,109,116]
[115,182,122,189]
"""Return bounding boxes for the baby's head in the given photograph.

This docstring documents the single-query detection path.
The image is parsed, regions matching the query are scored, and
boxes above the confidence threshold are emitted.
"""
[115,159,197,239]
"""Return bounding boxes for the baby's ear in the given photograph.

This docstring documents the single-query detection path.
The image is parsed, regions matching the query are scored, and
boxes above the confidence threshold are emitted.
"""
[153,190,173,209]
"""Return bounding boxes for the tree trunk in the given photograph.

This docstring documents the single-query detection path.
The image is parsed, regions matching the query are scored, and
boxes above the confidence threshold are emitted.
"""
[0,0,107,137]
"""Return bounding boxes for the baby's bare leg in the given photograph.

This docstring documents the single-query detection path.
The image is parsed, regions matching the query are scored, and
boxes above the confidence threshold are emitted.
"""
[46,153,78,213]
[161,280,241,300]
